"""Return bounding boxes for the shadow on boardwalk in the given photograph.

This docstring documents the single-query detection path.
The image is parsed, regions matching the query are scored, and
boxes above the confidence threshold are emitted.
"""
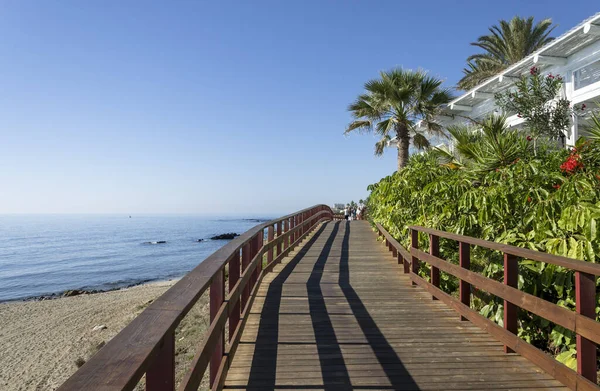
[245,221,417,390]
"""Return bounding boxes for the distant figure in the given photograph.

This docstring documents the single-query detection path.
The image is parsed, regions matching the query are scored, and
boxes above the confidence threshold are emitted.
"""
[352,208,357,221]
[343,206,349,221]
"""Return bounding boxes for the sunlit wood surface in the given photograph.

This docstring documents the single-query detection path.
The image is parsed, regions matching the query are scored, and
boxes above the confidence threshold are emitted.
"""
[223,220,566,391]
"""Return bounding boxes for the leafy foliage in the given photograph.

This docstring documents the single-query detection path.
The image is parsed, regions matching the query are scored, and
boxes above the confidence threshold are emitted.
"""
[458,16,555,90]
[366,133,600,369]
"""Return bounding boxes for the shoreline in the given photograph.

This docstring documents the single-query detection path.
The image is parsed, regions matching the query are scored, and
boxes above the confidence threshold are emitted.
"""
[8,276,181,304]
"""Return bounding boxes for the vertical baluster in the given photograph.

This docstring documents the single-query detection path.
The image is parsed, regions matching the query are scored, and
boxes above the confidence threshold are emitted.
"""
[209,268,225,386]
[292,216,296,244]
[575,271,597,383]
[402,253,410,274]
[241,242,250,309]
[257,230,264,275]
[429,234,440,300]
[229,251,240,338]
[267,226,274,265]
[249,234,259,291]
[284,219,289,251]
[503,253,518,353]
[411,230,419,286]
[459,242,470,321]
[276,222,282,257]
[146,331,175,391]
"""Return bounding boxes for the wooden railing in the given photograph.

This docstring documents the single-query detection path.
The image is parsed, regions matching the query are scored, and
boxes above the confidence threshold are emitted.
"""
[58,205,333,391]
[332,213,345,221]
[375,223,600,391]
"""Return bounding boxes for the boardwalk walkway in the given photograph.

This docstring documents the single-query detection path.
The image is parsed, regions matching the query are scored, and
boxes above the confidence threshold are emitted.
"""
[224,220,566,390]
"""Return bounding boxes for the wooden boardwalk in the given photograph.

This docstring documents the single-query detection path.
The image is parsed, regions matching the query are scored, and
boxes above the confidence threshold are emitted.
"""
[224,220,566,391]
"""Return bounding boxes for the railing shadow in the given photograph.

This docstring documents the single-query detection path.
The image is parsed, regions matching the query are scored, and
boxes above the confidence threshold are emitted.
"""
[338,221,418,390]
[246,223,329,389]
[243,221,418,390]
[306,222,352,389]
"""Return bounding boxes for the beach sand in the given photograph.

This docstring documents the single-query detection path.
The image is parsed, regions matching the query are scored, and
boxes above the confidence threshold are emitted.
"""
[0,280,210,391]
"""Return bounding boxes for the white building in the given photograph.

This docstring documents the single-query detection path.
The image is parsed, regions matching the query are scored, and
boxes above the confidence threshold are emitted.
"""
[435,12,600,148]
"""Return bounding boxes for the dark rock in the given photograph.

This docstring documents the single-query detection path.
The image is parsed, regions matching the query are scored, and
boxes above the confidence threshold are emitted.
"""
[63,289,85,297]
[145,241,167,244]
[210,232,240,240]
[197,239,204,242]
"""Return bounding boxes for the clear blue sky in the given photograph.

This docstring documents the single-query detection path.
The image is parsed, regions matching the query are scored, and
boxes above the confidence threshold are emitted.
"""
[1,1,597,215]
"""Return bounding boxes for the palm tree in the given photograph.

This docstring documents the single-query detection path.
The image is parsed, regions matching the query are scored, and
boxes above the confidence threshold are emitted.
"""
[432,115,532,172]
[457,16,555,90]
[346,68,453,171]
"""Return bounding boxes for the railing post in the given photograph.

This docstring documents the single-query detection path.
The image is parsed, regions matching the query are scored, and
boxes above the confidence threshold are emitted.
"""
[267,225,274,265]
[284,219,289,251]
[241,242,250,309]
[257,231,264,273]
[459,241,470,321]
[503,253,518,353]
[276,222,282,257]
[575,271,597,383]
[146,331,175,391]
[292,216,296,244]
[429,234,440,300]
[209,267,225,387]
[229,251,240,339]
[411,229,419,286]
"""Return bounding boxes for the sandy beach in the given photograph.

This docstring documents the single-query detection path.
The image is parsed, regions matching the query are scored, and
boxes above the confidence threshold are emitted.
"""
[0,280,210,391]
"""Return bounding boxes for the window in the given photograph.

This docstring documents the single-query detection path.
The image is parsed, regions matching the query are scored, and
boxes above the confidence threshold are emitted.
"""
[574,59,600,90]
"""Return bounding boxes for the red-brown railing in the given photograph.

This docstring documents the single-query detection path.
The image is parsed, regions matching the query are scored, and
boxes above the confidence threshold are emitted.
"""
[58,205,333,391]
[376,223,600,391]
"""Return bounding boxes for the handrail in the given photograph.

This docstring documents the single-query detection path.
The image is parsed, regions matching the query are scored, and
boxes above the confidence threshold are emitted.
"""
[58,205,333,391]
[409,225,600,276]
[374,223,599,391]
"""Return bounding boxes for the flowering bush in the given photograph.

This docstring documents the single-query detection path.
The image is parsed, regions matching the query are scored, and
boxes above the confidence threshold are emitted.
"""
[495,68,572,141]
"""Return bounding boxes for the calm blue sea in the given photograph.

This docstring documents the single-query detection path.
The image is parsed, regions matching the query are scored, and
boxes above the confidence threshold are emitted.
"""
[0,215,272,302]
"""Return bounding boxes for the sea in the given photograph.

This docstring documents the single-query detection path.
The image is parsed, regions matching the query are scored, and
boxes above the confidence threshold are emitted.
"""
[0,214,273,302]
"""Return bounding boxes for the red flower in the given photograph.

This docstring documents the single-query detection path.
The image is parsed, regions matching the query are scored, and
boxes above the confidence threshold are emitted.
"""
[560,153,583,174]
[495,168,500,172]
[527,197,532,203]
[581,103,587,111]
[526,135,533,141]
[553,184,561,189]
[548,74,554,79]
[530,66,539,75]
[517,113,522,118]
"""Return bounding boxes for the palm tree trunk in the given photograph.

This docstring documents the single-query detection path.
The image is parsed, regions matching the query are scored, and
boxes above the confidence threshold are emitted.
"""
[397,129,410,171]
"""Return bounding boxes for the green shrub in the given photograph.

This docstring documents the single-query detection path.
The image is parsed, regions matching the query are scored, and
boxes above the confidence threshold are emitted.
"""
[366,134,600,369]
